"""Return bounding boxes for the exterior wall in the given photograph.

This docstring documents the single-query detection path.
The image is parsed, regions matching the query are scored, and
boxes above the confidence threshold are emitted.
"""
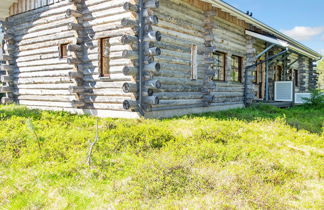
[145,0,246,117]
[0,0,319,118]
[3,0,139,118]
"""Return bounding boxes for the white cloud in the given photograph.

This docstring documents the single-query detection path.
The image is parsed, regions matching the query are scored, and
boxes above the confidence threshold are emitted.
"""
[322,35,324,41]
[320,49,324,56]
[281,26,324,41]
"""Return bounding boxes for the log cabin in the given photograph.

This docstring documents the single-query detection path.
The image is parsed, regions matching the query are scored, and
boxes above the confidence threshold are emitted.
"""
[0,0,322,118]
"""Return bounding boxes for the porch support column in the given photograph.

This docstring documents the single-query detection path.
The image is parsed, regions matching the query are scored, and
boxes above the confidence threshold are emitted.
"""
[308,59,318,90]
[298,55,307,92]
[244,36,256,105]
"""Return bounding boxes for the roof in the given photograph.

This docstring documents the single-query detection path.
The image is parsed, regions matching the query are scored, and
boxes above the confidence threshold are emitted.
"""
[203,0,322,60]
[0,0,16,21]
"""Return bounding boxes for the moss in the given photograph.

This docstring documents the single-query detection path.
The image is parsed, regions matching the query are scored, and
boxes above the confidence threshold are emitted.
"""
[0,104,323,209]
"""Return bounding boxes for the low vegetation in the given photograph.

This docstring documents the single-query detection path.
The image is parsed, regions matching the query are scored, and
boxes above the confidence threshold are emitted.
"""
[0,104,323,209]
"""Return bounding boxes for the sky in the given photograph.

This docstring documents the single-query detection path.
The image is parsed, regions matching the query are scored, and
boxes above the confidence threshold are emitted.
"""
[224,0,324,56]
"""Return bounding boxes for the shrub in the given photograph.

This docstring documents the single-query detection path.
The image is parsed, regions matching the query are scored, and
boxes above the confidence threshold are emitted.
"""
[302,89,324,107]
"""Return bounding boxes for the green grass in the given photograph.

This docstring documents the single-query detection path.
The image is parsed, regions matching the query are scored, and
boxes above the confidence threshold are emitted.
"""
[0,104,323,209]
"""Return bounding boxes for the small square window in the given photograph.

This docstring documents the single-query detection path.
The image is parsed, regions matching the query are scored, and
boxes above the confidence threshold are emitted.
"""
[59,43,68,58]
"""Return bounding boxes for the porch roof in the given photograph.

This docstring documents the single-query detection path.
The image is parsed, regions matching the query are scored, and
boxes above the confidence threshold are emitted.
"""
[203,0,322,60]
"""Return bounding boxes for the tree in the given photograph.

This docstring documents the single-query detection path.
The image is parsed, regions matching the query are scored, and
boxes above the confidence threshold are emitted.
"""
[318,59,324,90]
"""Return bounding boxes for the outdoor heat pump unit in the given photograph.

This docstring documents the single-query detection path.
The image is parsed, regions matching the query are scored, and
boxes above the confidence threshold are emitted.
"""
[274,81,293,102]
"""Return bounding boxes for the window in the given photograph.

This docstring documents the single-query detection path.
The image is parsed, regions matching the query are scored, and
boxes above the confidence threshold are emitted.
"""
[191,44,198,80]
[59,43,68,58]
[212,51,226,81]
[99,37,110,77]
[231,55,242,82]
[294,69,298,87]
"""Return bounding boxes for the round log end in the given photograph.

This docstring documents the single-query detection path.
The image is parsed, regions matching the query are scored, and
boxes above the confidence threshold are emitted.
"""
[122,83,130,93]
[148,89,154,96]
[155,31,162,41]
[155,63,161,71]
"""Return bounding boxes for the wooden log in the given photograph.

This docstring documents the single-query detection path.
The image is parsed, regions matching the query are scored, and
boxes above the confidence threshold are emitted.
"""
[121,18,137,27]
[0,65,14,72]
[145,79,161,89]
[123,62,160,76]
[144,31,162,42]
[123,100,137,110]
[68,23,82,31]
[65,9,82,18]
[122,50,137,59]
[145,47,161,56]
[69,71,83,79]
[0,86,14,93]
[121,35,137,44]
[202,95,215,103]
[145,15,159,25]
[3,33,15,41]
[67,44,82,52]
[143,96,159,105]
[69,86,84,93]
[122,82,137,93]
[67,58,82,64]
[1,97,14,104]
[123,2,138,12]
[2,55,14,61]
[1,75,14,83]
[71,100,85,108]
[145,0,159,8]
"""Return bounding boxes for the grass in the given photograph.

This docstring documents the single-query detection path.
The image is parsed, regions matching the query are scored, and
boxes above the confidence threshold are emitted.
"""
[0,104,323,209]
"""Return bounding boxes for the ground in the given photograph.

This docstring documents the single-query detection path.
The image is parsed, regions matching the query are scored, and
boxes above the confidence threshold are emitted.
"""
[0,104,323,209]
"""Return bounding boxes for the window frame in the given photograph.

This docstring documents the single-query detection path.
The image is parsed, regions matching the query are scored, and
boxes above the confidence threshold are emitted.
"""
[59,43,69,59]
[99,37,110,77]
[191,44,198,80]
[231,55,243,83]
[212,51,226,82]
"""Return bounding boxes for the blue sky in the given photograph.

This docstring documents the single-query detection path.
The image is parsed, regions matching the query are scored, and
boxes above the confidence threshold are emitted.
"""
[224,0,324,55]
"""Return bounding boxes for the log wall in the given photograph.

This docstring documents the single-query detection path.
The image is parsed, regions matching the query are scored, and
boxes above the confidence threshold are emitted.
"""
[4,0,140,118]
[147,0,246,116]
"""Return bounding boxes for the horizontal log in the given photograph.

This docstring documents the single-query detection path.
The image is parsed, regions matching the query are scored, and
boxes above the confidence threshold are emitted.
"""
[65,9,82,18]
[1,75,13,83]
[145,79,161,89]
[122,82,137,93]
[123,2,138,12]
[143,96,159,105]
[145,47,161,56]
[72,100,85,108]
[121,18,137,27]
[2,55,14,61]
[67,58,82,65]
[69,71,83,79]
[119,35,137,45]
[67,44,82,52]
[0,86,14,93]
[0,65,14,72]
[145,15,159,25]
[145,0,160,8]
[1,97,14,104]
[144,31,162,42]
[123,100,137,110]
[69,86,85,94]
[68,23,82,31]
